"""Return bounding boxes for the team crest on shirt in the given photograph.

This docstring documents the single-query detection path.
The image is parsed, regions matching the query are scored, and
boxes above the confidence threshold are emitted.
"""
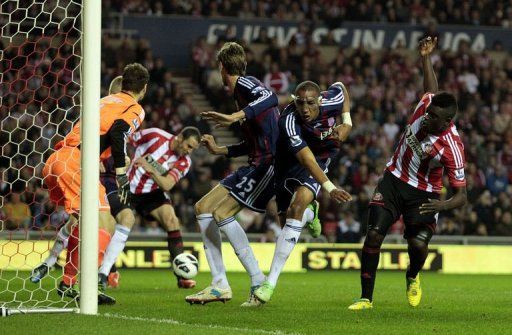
[422,143,433,156]
[405,126,432,159]
[372,192,383,201]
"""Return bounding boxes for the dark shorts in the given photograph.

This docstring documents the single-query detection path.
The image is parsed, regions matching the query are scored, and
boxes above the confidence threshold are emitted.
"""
[220,163,275,213]
[131,190,171,219]
[100,174,130,217]
[369,170,440,238]
[275,157,332,214]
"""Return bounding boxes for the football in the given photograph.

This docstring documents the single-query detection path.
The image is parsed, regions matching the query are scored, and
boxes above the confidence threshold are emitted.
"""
[172,253,199,279]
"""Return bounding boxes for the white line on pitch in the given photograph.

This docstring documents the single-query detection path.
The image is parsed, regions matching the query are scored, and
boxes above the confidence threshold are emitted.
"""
[100,313,302,335]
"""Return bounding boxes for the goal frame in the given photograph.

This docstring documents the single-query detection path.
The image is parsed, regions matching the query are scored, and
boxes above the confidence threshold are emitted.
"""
[79,0,101,315]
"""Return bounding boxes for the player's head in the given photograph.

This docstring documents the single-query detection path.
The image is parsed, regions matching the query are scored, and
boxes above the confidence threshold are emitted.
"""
[175,127,201,156]
[293,81,322,122]
[422,91,458,134]
[122,63,149,101]
[217,42,246,86]
[108,75,123,95]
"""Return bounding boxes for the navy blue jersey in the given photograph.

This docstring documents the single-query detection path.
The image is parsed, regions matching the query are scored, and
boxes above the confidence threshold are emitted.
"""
[277,82,345,163]
[226,76,279,166]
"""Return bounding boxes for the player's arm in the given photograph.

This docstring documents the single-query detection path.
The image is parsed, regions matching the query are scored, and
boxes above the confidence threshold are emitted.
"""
[107,119,134,204]
[420,142,467,214]
[108,119,131,172]
[419,186,467,215]
[201,134,249,157]
[295,146,352,203]
[419,36,438,94]
[331,82,352,142]
[201,85,278,127]
[133,156,176,192]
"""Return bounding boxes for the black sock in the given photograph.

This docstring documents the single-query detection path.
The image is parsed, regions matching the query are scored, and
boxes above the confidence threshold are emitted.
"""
[110,264,117,273]
[167,229,184,263]
[361,245,381,301]
[406,241,428,279]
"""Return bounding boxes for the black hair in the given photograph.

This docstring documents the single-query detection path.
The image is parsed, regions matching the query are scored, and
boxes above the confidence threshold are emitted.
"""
[295,81,321,95]
[431,91,458,119]
[180,127,201,141]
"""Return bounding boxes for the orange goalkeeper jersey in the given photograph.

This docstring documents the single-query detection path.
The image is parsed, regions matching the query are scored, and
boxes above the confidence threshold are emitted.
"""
[55,91,145,162]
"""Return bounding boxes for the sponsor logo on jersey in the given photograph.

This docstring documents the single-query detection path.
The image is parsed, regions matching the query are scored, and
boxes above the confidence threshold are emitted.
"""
[405,125,432,159]
[319,125,336,140]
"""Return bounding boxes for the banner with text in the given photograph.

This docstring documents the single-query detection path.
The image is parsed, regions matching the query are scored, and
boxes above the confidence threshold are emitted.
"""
[124,16,512,68]
[1,241,511,274]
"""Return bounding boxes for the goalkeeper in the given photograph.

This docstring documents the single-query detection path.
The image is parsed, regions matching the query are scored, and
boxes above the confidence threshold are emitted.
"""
[30,64,149,304]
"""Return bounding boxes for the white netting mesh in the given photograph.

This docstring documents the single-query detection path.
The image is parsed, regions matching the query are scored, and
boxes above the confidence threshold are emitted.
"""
[0,0,82,309]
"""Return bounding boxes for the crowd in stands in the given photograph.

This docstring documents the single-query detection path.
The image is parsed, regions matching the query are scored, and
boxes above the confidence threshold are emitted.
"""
[105,0,512,28]
[192,23,512,239]
[1,3,512,240]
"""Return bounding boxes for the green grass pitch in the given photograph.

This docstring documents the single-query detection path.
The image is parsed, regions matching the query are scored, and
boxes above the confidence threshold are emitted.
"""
[2,270,511,335]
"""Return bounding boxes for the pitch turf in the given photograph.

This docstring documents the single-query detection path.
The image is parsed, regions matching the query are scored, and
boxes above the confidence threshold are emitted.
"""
[1,270,511,335]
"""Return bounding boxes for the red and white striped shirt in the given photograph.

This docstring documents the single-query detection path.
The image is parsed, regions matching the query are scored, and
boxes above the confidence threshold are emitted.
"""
[386,93,466,193]
[128,128,192,194]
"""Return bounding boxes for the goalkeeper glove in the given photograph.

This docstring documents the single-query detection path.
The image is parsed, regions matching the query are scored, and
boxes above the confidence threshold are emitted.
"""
[116,173,131,205]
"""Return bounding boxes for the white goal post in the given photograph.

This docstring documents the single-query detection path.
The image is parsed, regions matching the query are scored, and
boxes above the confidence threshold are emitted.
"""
[0,0,101,316]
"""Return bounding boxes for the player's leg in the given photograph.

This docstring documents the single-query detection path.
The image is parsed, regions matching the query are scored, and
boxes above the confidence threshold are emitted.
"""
[255,186,314,303]
[402,196,437,307]
[31,213,75,283]
[212,194,266,287]
[404,230,432,307]
[32,151,76,283]
[150,203,195,288]
[98,190,134,287]
[186,185,233,304]
[348,204,395,310]
[194,184,230,288]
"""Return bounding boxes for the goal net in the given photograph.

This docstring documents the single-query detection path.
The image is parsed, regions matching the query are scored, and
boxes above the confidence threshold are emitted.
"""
[0,0,100,315]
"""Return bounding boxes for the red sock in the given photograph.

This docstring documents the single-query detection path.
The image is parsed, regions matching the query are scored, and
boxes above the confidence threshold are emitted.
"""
[62,227,112,286]
[63,225,79,286]
[98,228,111,265]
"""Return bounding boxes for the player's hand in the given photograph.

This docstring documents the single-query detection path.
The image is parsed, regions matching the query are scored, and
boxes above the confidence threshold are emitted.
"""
[201,134,221,154]
[116,173,130,205]
[419,198,444,215]
[330,188,353,203]
[125,155,131,167]
[418,36,437,56]
[133,156,152,171]
[329,124,352,142]
[201,111,237,128]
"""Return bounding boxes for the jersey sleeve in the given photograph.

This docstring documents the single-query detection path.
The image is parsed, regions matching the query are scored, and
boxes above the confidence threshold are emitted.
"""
[168,156,191,182]
[237,78,278,120]
[441,136,466,188]
[120,105,145,133]
[280,112,307,154]
[320,82,345,111]
[226,141,249,157]
[409,93,434,123]
[129,128,156,146]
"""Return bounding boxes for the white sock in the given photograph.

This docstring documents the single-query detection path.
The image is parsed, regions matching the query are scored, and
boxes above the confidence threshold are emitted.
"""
[302,206,314,224]
[44,224,71,267]
[267,218,302,286]
[99,224,131,276]
[197,214,229,289]
[217,216,265,287]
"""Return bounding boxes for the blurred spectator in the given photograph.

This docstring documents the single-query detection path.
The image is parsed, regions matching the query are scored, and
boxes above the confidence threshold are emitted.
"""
[3,193,31,230]
[336,211,361,243]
